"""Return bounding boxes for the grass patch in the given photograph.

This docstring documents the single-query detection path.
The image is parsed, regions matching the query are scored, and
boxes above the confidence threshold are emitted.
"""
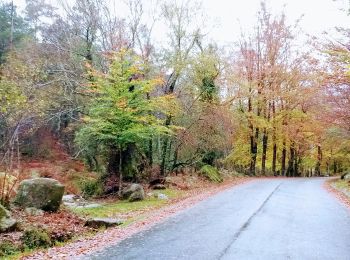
[330,178,350,201]
[72,189,183,219]
[333,179,350,192]
[334,180,350,190]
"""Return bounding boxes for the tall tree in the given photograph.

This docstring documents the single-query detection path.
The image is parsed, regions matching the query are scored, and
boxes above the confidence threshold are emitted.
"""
[76,50,172,191]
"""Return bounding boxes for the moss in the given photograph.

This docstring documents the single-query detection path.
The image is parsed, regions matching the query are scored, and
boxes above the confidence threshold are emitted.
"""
[0,204,8,219]
[200,165,223,183]
[21,228,52,250]
[0,240,20,257]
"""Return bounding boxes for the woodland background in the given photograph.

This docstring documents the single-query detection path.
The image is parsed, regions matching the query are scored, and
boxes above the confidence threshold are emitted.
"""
[0,0,349,202]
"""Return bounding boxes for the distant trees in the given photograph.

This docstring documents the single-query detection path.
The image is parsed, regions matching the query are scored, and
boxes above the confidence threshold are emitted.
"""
[320,26,350,173]
[225,3,334,177]
[0,1,32,63]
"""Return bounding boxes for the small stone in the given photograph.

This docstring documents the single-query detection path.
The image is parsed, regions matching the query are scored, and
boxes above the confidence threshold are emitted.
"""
[25,207,44,216]
[157,193,169,200]
[62,194,82,203]
[76,203,101,209]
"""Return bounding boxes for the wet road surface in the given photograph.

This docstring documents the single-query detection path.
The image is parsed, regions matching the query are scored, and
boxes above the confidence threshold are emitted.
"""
[86,178,350,260]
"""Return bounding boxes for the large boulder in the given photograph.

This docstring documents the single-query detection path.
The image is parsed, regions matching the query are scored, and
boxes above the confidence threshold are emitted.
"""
[0,204,17,233]
[14,178,65,212]
[121,184,145,202]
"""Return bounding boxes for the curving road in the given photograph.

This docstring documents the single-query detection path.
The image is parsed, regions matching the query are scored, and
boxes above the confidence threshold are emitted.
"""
[86,178,350,260]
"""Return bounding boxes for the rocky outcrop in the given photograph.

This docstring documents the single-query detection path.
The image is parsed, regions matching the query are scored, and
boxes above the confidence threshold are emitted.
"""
[0,204,17,233]
[14,178,65,212]
[121,184,145,202]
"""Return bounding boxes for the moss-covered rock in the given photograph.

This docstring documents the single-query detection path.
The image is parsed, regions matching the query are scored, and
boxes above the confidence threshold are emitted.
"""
[121,184,145,202]
[0,204,17,233]
[200,165,223,183]
[14,178,65,212]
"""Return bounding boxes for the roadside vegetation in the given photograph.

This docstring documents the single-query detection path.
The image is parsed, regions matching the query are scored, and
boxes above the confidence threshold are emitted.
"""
[329,174,350,201]
[72,189,182,219]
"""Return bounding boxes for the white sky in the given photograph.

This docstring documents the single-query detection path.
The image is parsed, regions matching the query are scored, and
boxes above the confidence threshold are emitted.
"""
[12,0,350,45]
[201,0,349,44]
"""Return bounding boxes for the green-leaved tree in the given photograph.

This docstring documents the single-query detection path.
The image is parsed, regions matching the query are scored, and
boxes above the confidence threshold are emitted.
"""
[76,50,174,192]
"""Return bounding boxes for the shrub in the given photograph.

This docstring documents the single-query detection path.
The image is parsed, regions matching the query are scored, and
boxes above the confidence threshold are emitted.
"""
[21,228,52,249]
[200,165,223,183]
[0,172,17,205]
[0,240,19,257]
[78,178,103,198]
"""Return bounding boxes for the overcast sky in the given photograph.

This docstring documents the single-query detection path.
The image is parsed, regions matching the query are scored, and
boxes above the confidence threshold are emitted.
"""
[12,0,350,45]
[201,0,349,43]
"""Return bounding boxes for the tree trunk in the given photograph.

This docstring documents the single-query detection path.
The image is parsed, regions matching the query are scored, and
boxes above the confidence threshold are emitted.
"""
[281,140,286,176]
[249,133,257,176]
[160,138,168,176]
[172,148,179,173]
[160,74,177,176]
[261,130,268,175]
[107,146,118,175]
[287,143,295,177]
[147,139,153,167]
[272,101,277,176]
[272,142,277,175]
[160,115,172,176]
[146,93,153,167]
[293,155,299,177]
[118,146,123,196]
[315,145,322,176]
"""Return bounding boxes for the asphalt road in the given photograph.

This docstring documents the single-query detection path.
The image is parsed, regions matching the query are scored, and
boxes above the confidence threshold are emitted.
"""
[86,178,350,260]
